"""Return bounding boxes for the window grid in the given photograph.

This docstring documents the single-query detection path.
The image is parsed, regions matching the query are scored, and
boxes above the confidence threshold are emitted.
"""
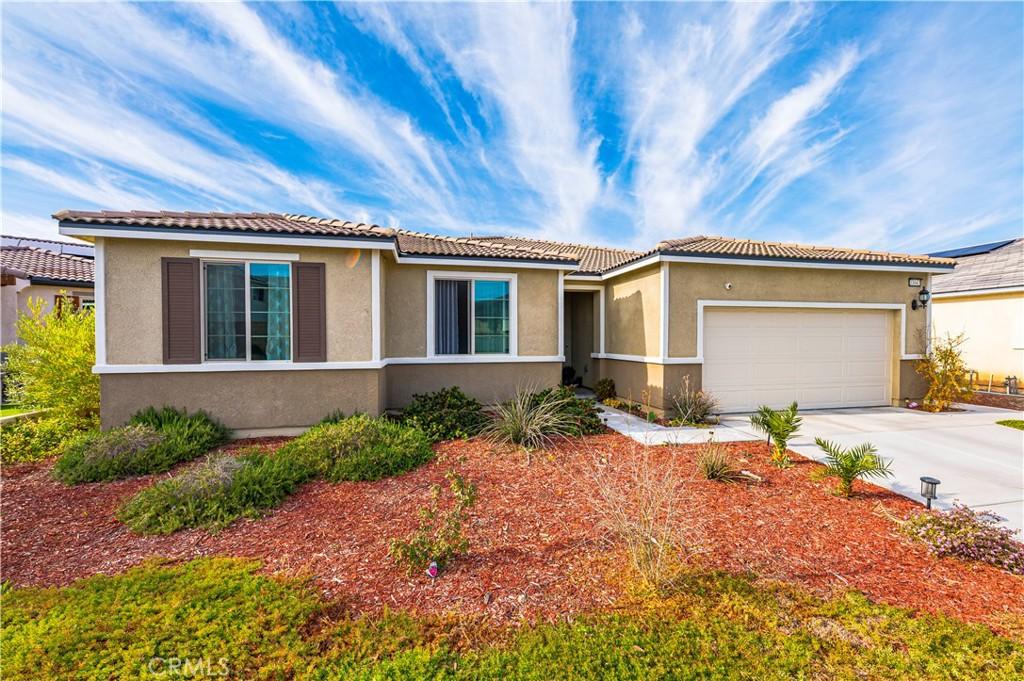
[202,260,292,363]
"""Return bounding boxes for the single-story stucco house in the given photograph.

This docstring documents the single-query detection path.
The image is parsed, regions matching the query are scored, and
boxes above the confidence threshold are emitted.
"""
[1,235,95,347]
[54,210,956,435]
[929,238,1024,384]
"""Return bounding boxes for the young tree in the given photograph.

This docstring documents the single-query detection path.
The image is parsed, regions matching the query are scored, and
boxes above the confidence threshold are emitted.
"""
[2,294,99,418]
[915,333,972,412]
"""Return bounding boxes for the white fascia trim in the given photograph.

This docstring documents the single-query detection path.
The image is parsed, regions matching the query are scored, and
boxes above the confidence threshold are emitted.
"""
[591,352,701,365]
[371,251,381,362]
[59,225,392,251]
[564,273,602,281]
[189,249,300,261]
[395,255,575,270]
[95,355,565,374]
[93,238,107,365]
[930,286,1024,299]
[597,253,954,280]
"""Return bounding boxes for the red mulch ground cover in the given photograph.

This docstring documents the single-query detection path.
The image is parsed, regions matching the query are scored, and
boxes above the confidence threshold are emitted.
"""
[963,392,1024,411]
[2,434,1022,631]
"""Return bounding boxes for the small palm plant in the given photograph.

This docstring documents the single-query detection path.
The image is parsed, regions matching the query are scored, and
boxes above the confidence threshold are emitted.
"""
[815,438,893,498]
[748,402,801,467]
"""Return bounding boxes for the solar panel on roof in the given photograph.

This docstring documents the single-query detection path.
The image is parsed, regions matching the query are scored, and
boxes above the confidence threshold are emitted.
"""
[928,239,1016,258]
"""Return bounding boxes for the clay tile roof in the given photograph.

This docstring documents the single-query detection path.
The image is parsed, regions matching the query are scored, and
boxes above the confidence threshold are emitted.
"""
[52,210,578,264]
[930,238,1023,294]
[472,237,641,274]
[52,210,394,240]
[1,246,94,284]
[654,235,955,268]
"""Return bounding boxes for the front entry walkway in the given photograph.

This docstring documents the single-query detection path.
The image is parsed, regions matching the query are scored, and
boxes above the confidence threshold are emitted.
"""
[597,405,760,445]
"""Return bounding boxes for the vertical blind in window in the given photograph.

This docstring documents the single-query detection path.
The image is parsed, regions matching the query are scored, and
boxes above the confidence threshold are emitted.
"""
[434,278,509,355]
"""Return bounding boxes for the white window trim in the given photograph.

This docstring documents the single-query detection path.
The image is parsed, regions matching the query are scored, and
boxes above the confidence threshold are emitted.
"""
[190,249,299,261]
[426,270,518,358]
[200,258,294,364]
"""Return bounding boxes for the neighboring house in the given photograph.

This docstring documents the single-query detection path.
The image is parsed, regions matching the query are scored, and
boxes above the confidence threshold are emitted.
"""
[929,238,1024,383]
[1,236,95,346]
[54,210,954,434]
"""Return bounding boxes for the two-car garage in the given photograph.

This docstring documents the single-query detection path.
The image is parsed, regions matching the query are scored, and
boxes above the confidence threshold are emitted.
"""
[701,306,895,413]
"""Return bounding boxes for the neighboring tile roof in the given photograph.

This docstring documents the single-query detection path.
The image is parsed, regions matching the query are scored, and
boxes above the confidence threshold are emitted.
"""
[473,237,641,274]
[53,210,394,240]
[653,236,955,268]
[931,238,1023,294]
[1,246,94,285]
[53,211,579,265]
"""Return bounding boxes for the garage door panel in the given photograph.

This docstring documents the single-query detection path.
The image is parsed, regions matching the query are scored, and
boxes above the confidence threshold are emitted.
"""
[703,308,893,412]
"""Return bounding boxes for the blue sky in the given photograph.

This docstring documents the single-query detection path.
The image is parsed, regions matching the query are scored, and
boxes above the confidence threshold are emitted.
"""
[2,2,1021,253]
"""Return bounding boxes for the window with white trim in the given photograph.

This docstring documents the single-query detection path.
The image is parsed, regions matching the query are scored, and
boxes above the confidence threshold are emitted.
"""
[203,261,292,361]
[431,274,513,355]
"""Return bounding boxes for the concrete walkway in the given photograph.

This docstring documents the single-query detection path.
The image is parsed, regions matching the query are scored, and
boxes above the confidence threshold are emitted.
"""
[721,403,1024,535]
[597,405,760,446]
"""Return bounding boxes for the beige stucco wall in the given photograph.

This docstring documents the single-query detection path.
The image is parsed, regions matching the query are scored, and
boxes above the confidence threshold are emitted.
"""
[100,369,382,430]
[1,281,95,346]
[103,238,372,364]
[931,292,1024,379]
[383,261,559,358]
[667,262,927,358]
[596,359,701,411]
[385,362,560,409]
[605,263,661,357]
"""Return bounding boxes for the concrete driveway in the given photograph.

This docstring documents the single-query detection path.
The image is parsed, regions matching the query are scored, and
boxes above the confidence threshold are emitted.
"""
[720,403,1024,535]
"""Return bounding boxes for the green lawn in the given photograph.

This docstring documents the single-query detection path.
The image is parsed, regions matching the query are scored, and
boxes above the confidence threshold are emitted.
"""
[1,558,1020,680]
[0,405,29,418]
[996,419,1024,431]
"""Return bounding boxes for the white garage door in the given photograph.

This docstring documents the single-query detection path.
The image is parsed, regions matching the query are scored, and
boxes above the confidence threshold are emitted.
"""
[702,308,893,413]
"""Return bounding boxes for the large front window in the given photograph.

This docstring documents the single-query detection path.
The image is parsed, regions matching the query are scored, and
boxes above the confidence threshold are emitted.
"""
[204,261,291,361]
[434,277,511,355]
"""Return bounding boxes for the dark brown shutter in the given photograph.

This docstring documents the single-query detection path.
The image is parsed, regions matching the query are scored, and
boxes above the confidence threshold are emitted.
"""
[292,262,326,362]
[161,257,201,364]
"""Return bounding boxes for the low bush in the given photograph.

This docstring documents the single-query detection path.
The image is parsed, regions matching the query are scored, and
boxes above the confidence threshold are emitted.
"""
[389,469,478,575]
[670,376,718,426]
[915,333,972,412]
[749,402,802,468]
[900,503,1024,575]
[0,413,98,464]
[482,387,579,458]
[402,387,487,442]
[594,378,616,401]
[53,407,229,484]
[696,438,743,482]
[529,385,604,436]
[118,450,312,534]
[282,414,434,482]
[815,438,893,498]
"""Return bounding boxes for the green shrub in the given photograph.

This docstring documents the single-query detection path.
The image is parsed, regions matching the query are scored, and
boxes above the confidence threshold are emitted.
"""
[1,295,98,418]
[0,413,98,464]
[815,438,894,498]
[283,415,434,482]
[389,469,478,575]
[749,402,802,468]
[528,385,604,436]
[402,387,487,442]
[916,332,972,412]
[118,450,312,534]
[594,378,616,401]
[53,407,229,484]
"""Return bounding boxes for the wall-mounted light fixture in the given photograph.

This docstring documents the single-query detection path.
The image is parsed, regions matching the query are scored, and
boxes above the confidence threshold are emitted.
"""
[911,288,931,310]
